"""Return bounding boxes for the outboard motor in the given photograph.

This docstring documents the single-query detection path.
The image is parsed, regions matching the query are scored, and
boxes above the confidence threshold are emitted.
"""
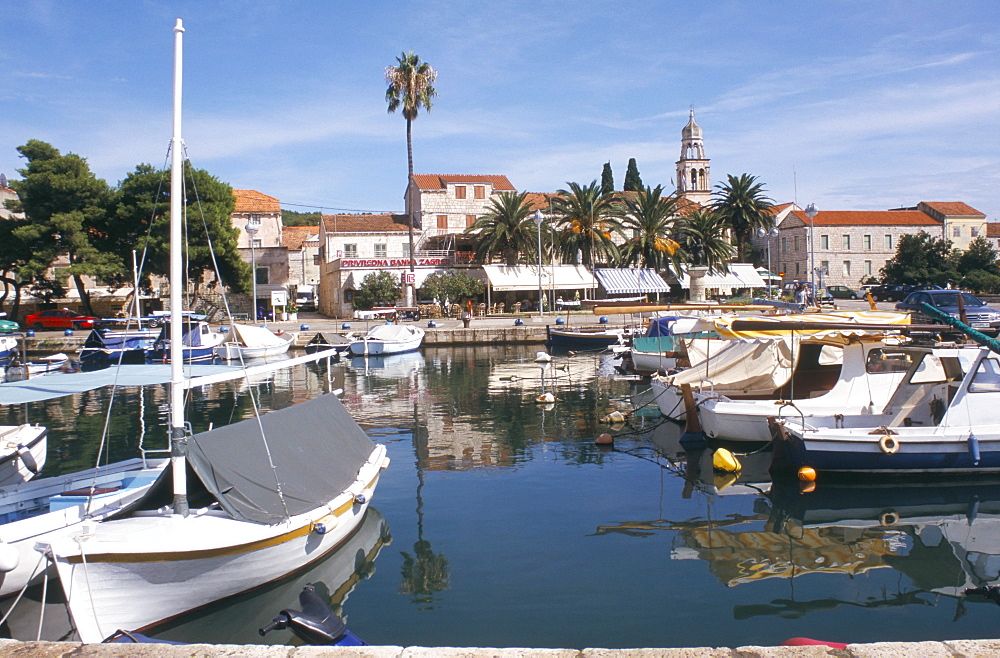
[259,583,366,646]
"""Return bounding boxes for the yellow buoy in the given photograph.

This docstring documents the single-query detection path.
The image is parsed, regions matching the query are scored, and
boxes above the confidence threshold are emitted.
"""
[798,466,817,482]
[712,448,741,473]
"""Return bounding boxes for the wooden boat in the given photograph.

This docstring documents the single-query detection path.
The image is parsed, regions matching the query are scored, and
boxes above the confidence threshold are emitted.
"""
[545,325,627,350]
[214,323,294,360]
[771,344,1000,476]
[40,22,389,644]
[348,322,424,356]
[305,331,353,355]
[0,423,47,487]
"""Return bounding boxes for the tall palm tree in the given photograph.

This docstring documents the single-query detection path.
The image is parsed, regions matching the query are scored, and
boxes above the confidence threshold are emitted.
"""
[675,209,736,273]
[550,180,623,268]
[712,173,775,261]
[620,185,681,270]
[464,191,538,266]
[385,51,438,304]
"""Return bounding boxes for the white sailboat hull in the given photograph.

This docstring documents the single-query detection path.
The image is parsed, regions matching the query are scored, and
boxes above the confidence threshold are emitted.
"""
[0,424,47,487]
[46,445,386,643]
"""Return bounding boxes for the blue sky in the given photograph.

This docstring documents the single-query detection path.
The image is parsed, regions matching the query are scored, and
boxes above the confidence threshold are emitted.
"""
[3,1,999,222]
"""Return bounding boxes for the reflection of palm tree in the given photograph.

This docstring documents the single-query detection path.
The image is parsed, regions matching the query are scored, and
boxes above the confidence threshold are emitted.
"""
[399,403,450,605]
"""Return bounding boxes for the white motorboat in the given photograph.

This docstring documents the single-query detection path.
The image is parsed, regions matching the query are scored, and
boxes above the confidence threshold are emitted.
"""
[772,344,1000,477]
[348,322,424,356]
[214,323,294,360]
[4,353,71,382]
[39,21,389,644]
[696,336,911,442]
[0,423,47,487]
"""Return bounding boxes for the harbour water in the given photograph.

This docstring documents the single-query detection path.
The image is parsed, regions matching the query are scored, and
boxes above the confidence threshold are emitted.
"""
[2,344,1000,648]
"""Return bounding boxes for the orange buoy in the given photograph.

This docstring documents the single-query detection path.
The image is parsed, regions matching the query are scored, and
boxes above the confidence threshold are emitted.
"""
[799,481,816,494]
[798,466,817,482]
[596,433,614,445]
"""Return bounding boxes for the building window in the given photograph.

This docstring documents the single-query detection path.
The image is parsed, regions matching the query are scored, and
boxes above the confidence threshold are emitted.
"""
[401,243,411,256]
[255,266,269,285]
[972,226,980,238]
[374,243,387,257]
[251,238,262,249]
[474,186,485,199]
[864,260,873,276]
[953,225,961,238]
[437,214,448,229]
[842,235,850,250]
[885,234,893,250]
[795,263,800,275]
[248,214,262,226]
[863,235,872,250]
[781,237,787,252]
[455,186,466,200]
[344,244,358,258]
[466,214,476,228]
[842,260,851,276]
[793,236,799,251]
[820,260,829,274]
[820,235,829,250]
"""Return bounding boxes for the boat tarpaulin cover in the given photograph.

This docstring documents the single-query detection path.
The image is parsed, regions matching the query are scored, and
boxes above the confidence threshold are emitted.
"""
[186,393,376,525]
[231,323,289,348]
[594,268,672,295]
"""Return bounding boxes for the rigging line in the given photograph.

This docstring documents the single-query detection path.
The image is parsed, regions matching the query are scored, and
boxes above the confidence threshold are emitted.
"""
[0,550,47,628]
[34,563,48,641]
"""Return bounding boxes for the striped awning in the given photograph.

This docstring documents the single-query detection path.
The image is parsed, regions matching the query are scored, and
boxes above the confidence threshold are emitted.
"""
[594,268,672,295]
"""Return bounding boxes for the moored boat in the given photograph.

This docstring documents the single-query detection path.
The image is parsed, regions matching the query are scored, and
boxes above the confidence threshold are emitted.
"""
[0,423,47,487]
[348,322,424,356]
[545,325,627,350]
[214,323,294,360]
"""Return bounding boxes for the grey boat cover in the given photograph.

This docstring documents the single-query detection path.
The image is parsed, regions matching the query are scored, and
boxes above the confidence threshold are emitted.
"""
[185,392,376,525]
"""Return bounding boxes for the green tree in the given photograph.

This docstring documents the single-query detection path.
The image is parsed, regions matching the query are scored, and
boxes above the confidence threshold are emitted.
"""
[711,173,775,261]
[418,271,485,304]
[880,231,957,286]
[113,162,250,296]
[282,209,321,226]
[551,181,623,268]
[353,270,402,310]
[8,139,116,315]
[955,236,1000,293]
[464,191,538,266]
[385,50,438,303]
[619,185,680,271]
[600,162,615,195]
[623,158,643,192]
[675,209,736,273]
[0,212,46,319]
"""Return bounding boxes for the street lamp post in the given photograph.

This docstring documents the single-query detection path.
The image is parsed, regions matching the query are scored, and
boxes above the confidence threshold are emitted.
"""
[756,226,780,298]
[245,221,259,323]
[804,203,818,301]
[533,210,545,318]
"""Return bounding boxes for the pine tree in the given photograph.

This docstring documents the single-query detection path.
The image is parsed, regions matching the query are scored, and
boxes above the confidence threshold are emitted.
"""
[623,158,643,192]
[600,162,615,195]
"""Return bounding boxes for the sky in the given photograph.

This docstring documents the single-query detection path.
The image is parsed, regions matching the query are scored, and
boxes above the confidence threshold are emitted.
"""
[3,1,999,223]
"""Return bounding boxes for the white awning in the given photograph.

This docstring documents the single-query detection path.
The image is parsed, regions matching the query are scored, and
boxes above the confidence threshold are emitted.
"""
[674,263,766,291]
[594,268,672,294]
[482,265,597,292]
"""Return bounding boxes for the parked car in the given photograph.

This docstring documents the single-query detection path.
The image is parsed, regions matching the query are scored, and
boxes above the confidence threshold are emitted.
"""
[825,285,861,300]
[895,289,1000,335]
[25,308,101,331]
[0,313,18,334]
[870,283,942,302]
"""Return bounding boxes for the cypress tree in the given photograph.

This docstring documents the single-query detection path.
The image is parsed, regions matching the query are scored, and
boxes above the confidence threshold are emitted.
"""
[600,162,615,195]
[623,158,643,192]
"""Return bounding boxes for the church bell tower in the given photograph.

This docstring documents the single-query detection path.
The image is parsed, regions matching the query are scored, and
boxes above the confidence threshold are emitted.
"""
[676,109,712,206]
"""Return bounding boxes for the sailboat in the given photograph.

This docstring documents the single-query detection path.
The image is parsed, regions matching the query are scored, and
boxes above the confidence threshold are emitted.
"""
[39,19,388,643]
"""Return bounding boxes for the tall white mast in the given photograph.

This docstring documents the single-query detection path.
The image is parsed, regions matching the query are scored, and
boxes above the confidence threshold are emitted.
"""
[170,18,188,517]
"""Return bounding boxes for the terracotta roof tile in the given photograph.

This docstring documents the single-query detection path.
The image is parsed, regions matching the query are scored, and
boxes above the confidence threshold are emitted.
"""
[789,209,939,227]
[987,223,1000,238]
[920,201,985,217]
[282,225,319,250]
[321,213,411,233]
[233,189,281,213]
[412,174,516,191]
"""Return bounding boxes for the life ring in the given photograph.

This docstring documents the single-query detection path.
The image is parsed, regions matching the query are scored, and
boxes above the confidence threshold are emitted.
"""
[878,434,900,455]
[880,510,899,526]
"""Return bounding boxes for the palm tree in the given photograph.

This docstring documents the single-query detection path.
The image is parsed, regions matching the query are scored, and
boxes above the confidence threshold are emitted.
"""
[385,51,438,304]
[550,181,623,268]
[712,173,775,261]
[675,209,736,273]
[464,191,539,266]
[619,185,681,270]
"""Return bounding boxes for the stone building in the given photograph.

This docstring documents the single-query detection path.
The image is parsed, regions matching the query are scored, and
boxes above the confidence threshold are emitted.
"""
[675,110,712,206]
[231,189,289,310]
[775,203,987,289]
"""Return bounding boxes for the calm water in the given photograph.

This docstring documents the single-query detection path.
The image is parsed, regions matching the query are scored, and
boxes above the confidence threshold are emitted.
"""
[3,345,1000,648]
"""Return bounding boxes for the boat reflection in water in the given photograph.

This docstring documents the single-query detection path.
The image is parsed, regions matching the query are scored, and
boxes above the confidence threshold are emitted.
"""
[0,508,390,644]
